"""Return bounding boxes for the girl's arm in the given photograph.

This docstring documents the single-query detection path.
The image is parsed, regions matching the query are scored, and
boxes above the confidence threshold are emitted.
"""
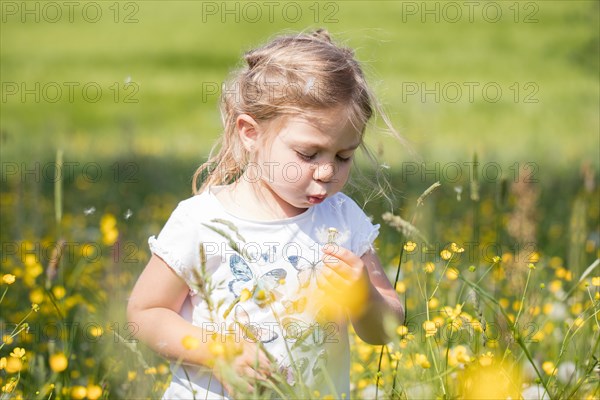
[352,250,404,344]
[127,254,271,385]
[320,247,403,345]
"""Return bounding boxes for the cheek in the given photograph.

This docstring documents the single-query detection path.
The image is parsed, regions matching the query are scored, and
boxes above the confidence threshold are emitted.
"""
[336,163,352,183]
[271,161,310,187]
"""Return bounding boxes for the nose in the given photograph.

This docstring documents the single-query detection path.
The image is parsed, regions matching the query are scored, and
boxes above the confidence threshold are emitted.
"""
[313,162,336,183]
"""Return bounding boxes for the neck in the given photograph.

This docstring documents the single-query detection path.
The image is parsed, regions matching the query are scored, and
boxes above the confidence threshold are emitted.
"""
[226,173,306,220]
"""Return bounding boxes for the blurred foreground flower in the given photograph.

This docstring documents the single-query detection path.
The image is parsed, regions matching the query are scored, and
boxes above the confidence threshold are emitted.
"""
[461,363,521,399]
[49,352,68,372]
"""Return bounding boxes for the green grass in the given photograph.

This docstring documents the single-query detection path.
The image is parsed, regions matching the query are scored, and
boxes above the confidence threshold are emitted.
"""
[1,1,598,171]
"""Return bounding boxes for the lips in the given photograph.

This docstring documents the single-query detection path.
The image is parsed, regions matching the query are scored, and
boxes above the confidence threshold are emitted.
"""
[307,194,326,204]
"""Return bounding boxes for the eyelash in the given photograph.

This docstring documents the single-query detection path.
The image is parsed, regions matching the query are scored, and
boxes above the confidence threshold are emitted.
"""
[296,152,352,163]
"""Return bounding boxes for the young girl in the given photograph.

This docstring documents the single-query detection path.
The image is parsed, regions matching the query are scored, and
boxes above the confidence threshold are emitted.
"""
[128,29,404,399]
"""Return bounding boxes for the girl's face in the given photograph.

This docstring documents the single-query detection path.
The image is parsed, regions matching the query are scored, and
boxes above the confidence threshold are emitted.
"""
[252,107,361,217]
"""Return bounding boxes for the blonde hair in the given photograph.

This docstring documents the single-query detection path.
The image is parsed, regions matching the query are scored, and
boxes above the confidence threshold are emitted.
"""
[192,28,399,201]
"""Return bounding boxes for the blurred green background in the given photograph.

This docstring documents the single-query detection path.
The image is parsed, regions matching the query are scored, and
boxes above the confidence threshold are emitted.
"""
[2,0,598,166]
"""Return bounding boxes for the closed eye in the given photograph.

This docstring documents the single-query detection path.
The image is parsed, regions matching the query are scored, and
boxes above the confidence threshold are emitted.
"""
[296,151,316,162]
[336,154,353,163]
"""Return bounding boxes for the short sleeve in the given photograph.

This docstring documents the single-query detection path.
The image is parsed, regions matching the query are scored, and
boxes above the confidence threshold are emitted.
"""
[148,202,200,293]
[336,193,380,257]
[352,214,380,257]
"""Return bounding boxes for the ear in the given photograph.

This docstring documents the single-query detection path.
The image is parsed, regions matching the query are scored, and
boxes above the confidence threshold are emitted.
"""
[236,114,260,152]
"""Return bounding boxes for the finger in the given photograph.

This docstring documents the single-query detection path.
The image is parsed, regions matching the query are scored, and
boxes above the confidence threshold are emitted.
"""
[323,244,361,266]
[251,350,271,377]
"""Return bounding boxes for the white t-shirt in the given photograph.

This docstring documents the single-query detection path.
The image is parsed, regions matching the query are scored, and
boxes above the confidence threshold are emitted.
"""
[148,186,379,399]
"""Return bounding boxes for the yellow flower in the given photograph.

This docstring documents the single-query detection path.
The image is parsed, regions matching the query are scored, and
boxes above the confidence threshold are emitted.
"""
[424,262,435,273]
[0,357,6,369]
[2,334,12,345]
[479,351,494,367]
[1,380,17,393]
[239,288,252,302]
[49,353,68,372]
[440,249,452,260]
[443,304,463,320]
[100,213,119,246]
[404,241,417,252]
[31,303,39,312]
[453,345,471,363]
[549,280,562,293]
[181,335,199,350]
[127,371,137,381]
[395,281,406,293]
[89,325,103,338]
[71,385,87,400]
[446,268,459,280]
[157,363,169,375]
[428,297,439,308]
[29,288,44,304]
[528,251,540,263]
[462,364,521,399]
[4,357,23,373]
[209,341,225,357]
[396,325,409,336]
[10,347,26,359]
[87,385,102,400]
[414,353,431,369]
[2,274,16,285]
[450,242,464,253]
[52,285,66,299]
[423,320,437,338]
[542,361,556,375]
[592,276,600,286]
[144,367,157,375]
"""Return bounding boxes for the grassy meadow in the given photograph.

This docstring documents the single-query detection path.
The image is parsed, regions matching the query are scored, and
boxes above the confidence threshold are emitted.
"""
[1,1,599,399]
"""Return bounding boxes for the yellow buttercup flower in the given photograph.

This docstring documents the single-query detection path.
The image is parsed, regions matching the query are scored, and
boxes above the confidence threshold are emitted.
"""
[181,335,199,350]
[52,285,66,299]
[528,251,540,263]
[4,357,22,373]
[10,347,26,359]
[446,268,459,280]
[423,320,437,338]
[86,385,102,400]
[1,380,17,393]
[71,385,87,400]
[100,213,119,246]
[89,326,103,338]
[591,276,600,286]
[2,274,16,285]
[49,352,68,372]
[440,249,452,261]
[404,241,417,252]
[414,353,431,369]
[542,361,556,375]
[450,242,464,253]
[396,325,409,336]
[395,281,406,293]
[424,262,435,273]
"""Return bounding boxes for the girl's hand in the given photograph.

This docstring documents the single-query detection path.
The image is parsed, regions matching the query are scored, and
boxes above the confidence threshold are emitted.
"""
[214,340,272,396]
[317,244,371,303]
